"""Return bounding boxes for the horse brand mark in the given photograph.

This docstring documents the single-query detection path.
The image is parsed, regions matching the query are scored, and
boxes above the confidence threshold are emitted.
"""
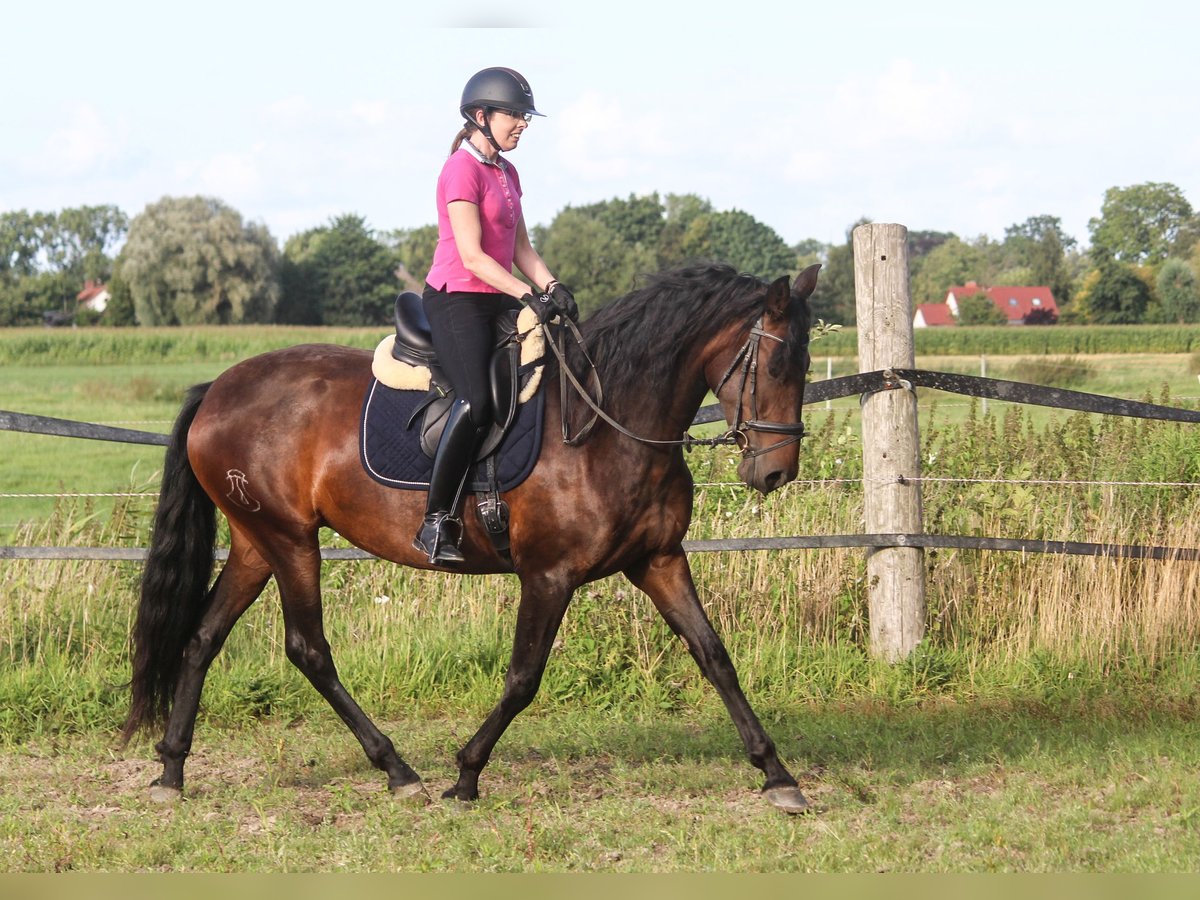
[225,469,262,512]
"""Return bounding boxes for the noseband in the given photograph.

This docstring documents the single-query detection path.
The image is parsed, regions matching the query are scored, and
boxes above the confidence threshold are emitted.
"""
[712,316,807,460]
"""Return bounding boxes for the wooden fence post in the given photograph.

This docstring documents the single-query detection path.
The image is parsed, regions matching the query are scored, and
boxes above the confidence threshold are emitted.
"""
[852,223,926,660]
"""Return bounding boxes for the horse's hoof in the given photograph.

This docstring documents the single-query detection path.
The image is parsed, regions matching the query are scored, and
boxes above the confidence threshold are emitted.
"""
[440,785,479,808]
[148,783,182,804]
[391,780,431,805]
[764,785,811,815]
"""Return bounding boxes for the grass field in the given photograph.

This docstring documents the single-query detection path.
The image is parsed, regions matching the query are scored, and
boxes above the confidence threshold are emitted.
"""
[4,327,1200,872]
[5,699,1200,872]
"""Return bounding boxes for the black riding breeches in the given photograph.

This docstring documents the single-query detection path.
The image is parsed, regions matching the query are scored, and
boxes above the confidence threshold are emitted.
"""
[422,285,523,430]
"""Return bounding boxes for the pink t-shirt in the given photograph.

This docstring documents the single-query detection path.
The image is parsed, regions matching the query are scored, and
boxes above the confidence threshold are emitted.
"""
[425,147,524,294]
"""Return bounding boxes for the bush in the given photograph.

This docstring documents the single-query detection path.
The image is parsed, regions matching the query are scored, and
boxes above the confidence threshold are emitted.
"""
[1013,355,1096,388]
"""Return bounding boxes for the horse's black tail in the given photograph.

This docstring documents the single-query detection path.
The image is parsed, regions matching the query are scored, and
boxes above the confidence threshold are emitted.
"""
[122,383,216,742]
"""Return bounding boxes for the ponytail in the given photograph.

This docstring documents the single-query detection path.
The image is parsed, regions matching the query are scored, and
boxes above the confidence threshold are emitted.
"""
[449,126,472,155]
[450,108,485,155]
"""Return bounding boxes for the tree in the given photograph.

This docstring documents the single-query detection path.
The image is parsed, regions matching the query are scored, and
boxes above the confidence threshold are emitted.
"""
[104,266,138,326]
[1002,215,1076,305]
[533,208,655,317]
[278,214,400,326]
[390,224,439,290]
[955,294,1007,326]
[116,196,280,325]
[657,193,713,269]
[0,273,67,326]
[277,229,325,325]
[0,206,129,325]
[1077,262,1152,324]
[576,193,666,248]
[0,210,53,278]
[45,205,128,284]
[907,230,956,265]
[792,238,827,268]
[909,236,991,307]
[1023,307,1058,325]
[1157,258,1200,324]
[807,219,867,326]
[1088,182,1199,266]
[533,194,796,309]
[677,208,796,279]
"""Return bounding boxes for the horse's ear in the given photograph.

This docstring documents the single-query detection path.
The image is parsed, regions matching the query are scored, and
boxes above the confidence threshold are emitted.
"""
[792,264,821,302]
[765,275,792,320]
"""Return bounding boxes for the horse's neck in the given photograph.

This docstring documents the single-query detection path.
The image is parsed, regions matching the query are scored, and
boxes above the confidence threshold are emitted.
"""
[586,317,741,442]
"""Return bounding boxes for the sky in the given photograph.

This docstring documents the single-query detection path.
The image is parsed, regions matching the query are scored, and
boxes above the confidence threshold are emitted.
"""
[3,1,1197,252]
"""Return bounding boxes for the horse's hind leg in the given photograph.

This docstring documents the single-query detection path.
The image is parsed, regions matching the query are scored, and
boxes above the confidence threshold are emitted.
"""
[626,548,810,815]
[152,540,272,801]
[271,542,428,802]
[445,574,573,802]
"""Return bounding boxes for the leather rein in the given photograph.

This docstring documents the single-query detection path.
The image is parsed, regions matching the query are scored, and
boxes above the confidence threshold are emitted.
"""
[542,314,807,458]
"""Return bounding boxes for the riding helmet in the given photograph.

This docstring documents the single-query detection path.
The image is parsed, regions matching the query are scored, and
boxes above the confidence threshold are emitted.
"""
[460,67,545,119]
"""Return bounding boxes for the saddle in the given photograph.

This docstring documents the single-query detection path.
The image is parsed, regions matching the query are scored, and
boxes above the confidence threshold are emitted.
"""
[372,291,546,461]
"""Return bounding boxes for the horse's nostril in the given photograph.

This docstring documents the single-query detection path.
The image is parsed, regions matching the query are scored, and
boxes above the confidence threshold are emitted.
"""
[764,470,785,491]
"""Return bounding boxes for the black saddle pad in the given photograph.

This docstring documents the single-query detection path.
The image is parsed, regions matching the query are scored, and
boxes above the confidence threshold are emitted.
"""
[359,378,544,492]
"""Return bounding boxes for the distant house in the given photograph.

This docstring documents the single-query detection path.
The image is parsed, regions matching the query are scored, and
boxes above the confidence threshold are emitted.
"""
[77,279,110,313]
[945,281,1058,325]
[913,302,957,328]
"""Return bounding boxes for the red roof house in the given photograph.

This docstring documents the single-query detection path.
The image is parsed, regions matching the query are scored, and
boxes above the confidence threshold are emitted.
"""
[913,302,957,328]
[945,281,1058,324]
[77,279,110,313]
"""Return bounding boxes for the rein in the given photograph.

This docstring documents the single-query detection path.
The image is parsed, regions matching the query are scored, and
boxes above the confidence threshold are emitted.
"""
[542,315,806,457]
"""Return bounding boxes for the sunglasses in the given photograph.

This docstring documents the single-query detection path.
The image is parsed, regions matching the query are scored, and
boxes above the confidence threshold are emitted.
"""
[492,108,534,124]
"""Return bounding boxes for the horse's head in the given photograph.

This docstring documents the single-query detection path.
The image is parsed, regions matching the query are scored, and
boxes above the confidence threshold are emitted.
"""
[711,264,819,494]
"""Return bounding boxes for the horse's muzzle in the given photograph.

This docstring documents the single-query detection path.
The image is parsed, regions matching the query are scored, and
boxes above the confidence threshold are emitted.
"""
[738,454,799,495]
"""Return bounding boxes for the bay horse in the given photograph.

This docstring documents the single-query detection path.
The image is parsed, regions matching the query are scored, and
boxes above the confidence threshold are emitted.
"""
[123,262,820,814]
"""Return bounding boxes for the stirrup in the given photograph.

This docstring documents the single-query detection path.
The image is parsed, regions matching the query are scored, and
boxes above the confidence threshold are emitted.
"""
[412,513,465,565]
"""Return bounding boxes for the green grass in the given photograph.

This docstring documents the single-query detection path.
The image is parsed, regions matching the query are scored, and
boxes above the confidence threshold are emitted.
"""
[0,365,214,533]
[5,327,1200,871]
[5,498,1200,871]
[812,323,1200,357]
[3,698,1200,872]
[0,324,382,366]
[807,352,1200,430]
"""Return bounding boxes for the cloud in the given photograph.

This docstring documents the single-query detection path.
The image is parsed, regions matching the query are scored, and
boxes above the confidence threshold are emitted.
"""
[765,60,978,230]
[766,60,1011,240]
[857,59,972,143]
[348,100,391,128]
[198,152,263,198]
[553,92,672,181]
[805,59,975,161]
[267,95,315,125]
[35,104,126,177]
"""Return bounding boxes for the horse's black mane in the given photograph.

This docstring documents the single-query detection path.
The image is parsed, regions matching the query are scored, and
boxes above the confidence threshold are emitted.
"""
[565,262,807,409]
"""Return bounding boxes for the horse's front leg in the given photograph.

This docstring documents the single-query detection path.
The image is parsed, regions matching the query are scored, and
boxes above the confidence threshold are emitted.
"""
[625,547,810,814]
[444,573,573,802]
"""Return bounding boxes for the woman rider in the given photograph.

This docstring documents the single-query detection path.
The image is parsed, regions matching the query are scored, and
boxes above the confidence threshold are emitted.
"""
[415,66,577,566]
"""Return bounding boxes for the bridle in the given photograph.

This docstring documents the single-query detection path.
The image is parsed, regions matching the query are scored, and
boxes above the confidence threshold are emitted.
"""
[544,313,807,457]
[711,317,808,459]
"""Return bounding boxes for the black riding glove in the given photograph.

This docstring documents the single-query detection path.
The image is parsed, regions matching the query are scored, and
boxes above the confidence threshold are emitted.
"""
[520,291,558,325]
[547,282,579,322]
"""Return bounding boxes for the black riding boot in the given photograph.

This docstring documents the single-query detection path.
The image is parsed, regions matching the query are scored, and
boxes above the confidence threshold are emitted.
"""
[413,399,485,565]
